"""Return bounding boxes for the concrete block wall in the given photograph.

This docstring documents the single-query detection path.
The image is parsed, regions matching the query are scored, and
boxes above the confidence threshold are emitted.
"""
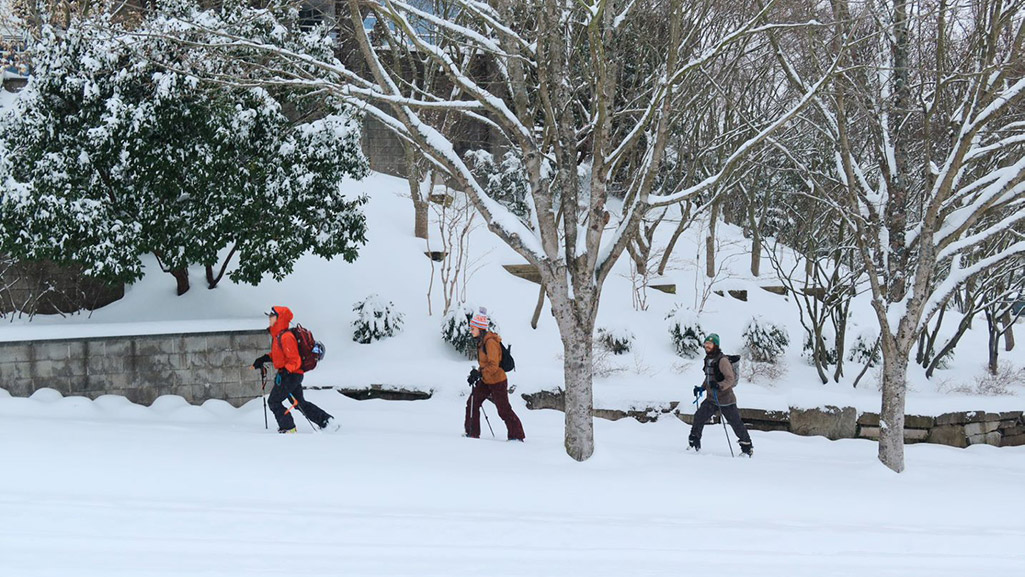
[0,330,270,407]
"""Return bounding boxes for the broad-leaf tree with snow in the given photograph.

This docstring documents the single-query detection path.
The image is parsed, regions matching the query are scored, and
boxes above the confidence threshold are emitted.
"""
[0,8,370,295]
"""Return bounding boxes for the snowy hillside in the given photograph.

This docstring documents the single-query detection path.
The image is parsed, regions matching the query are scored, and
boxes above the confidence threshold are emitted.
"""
[4,168,1023,416]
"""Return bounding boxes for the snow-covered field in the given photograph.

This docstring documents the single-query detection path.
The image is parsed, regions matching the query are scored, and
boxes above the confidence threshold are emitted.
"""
[2,150,1024,574]
[2,388,1024,576]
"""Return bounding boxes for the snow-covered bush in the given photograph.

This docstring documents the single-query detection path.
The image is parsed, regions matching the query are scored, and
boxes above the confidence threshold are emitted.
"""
[464,150,531,219]
[847,330,880,367]
[352,295,404,344]
[667,306,705,358]
[441,304,499,359]
[596,327,635,355]
[742,316,789,363]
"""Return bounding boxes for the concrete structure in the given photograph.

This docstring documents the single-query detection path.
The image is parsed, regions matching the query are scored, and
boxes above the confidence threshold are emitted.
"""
[0,329,270,407]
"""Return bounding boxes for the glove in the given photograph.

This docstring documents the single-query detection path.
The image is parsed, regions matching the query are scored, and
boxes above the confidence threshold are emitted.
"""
[252,354,271,370]
[709,381,721,391]
[693,385,703,397]
[467,368,481,385]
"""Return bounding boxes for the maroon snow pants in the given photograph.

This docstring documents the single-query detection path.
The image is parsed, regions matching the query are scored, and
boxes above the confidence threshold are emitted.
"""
[464,380,525,440]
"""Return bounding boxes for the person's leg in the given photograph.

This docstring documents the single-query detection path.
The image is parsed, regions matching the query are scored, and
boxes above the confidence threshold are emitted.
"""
[487,381,525,440]
[267,374,295,431]
[689,398,718,447]
[720,403,753,448]
[465,384,489,438]
[288,374,333,428]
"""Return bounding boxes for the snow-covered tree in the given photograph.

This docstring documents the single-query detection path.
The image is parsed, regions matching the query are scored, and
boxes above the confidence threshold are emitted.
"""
[0,7,369,295]
[142,0,828,460]
[771,0,1025,471]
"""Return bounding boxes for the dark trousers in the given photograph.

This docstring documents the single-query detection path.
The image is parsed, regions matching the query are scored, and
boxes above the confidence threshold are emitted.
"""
[268,372,332,430]
[464,380,525,440]
[690,397,752,444]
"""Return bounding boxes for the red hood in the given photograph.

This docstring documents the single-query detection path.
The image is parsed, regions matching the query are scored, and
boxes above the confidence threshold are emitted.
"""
[269,306,294,336]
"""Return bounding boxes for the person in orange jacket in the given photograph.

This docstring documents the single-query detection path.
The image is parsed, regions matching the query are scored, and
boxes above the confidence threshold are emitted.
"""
[252,306,336,433]
[463,307,525,441]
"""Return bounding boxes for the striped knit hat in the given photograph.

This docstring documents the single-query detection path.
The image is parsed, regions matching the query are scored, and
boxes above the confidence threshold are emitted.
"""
[470,307,489,330]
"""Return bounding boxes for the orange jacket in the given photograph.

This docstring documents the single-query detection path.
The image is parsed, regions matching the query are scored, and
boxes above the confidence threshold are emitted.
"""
[477,331,507,385]
[269,306,303,374]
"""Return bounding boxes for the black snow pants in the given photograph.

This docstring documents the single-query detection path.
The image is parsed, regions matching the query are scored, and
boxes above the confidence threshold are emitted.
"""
[689,397,752,444]
[268,371,332,431]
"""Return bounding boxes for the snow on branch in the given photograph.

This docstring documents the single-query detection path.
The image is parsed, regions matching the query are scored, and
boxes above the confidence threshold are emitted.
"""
[648,59,836,207]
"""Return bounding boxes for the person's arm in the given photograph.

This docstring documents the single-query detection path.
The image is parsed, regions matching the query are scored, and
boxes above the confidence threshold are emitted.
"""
[717,357,737,391]
[479,337,504,384]
[281,332,302,373]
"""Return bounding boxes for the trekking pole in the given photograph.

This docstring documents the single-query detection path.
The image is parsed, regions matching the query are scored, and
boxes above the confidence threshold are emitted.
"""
[712,388,735,457]
[288,394,320,432]
[260,366,269,430]
[481,405,496,438]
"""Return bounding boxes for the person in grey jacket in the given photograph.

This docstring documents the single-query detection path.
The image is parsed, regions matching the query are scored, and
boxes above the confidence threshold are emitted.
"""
[688,333,753,456]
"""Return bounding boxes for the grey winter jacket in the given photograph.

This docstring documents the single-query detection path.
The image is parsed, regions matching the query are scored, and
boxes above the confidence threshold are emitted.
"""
[702,352,738,405]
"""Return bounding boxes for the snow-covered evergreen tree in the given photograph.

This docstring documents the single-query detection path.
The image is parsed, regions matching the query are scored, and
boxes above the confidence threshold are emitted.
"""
[742,316,789,363]
[352,295,404,344]
[0,6,369,295]
[666,307,705,359]
[441,304,499,359]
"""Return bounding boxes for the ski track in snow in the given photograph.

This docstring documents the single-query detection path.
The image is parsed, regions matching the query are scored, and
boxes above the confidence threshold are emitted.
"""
[1,390,1023,576]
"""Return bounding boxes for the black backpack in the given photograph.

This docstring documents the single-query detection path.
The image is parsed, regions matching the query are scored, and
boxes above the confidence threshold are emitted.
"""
[499,342,516,372]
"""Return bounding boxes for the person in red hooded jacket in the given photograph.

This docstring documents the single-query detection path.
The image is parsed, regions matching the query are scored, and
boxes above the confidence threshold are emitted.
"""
[252,306,336,433]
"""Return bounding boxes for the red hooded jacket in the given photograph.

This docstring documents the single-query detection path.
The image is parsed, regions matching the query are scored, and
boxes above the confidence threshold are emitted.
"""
[269,306,303,374]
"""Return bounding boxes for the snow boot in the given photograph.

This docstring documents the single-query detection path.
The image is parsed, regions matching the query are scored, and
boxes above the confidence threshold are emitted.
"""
[321,418,341,433]
[688,434,701,452]
[739,441,753,457]
[278,427,297,434]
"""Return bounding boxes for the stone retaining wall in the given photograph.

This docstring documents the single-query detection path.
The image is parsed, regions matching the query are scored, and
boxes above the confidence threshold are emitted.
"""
[0,330,269,407]
[521,390,1025,449]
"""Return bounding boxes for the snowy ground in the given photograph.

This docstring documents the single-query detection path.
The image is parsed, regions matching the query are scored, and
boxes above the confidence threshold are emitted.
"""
[2,388,1024,576]
[1,111,1023,574]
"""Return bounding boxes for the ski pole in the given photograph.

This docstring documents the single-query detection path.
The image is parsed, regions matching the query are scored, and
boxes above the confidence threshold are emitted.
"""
[481,404,496,438]
[712,388,735,457]
[260,366,269,430]
[288,394,320,432]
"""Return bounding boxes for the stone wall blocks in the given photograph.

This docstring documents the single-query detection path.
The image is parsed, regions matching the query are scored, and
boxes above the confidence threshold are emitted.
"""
[928,424,969,448]
[964,421,1001,437]
[789,405,858,440]
[1001,434,1025,447]
[857,412,880,427]
[205,335,233,351]
[904,415,935,429]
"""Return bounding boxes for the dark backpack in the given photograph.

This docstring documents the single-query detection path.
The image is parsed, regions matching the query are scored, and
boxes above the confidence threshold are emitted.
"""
[713,354,741,384]
[499,342,516,372]
[278,324,326,372]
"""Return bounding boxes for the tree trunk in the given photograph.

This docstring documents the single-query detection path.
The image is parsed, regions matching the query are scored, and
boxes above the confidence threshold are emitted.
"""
[986,310,999,375]
[413,197,430,240]
[750,230,761,277]
[878,337,908,473]
[531,283,546,330]
[658,214,688,276]
[1001,310,1014,352]
[170,267,190,296]
[705,201,719,278]
[406,145,430,240]
[561,323,595,461]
